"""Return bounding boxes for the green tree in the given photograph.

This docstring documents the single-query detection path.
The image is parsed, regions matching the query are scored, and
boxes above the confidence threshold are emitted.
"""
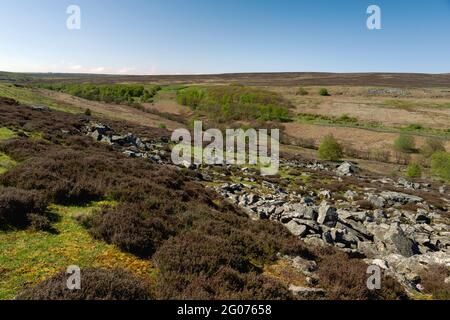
[318,134,343,161]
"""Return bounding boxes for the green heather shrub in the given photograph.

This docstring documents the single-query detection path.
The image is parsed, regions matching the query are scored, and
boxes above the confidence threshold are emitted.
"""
[421,137,445,158]
[319,88,329,96]
[394,134,416,153]
[406,163,422,179]
[318,134,343,161]
[431,152,450,182]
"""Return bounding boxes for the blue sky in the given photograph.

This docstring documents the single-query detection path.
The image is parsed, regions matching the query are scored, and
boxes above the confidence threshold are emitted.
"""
[1,0,450,74]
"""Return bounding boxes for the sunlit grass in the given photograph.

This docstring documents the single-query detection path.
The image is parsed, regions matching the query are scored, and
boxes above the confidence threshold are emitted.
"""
[0,202,156,300]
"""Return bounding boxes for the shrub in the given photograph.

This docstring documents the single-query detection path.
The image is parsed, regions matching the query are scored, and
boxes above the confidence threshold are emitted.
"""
[296,87,308,96]
[84,108,92,116]
[318,134,343,161]
[154,231,293,300]
[17,268,152,300]
[319,88,329,96]
[314,247,407,300]
[419,264,450,300]
[394,134,416,153]
[406,163,422,178]
[88,203,178,258]
[421,137,445,158]
[180,267,292,300]
[0,186,48,230]
[431,152,450,182]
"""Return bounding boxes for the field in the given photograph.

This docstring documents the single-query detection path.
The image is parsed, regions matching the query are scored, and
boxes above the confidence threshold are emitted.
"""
[0,72,449,300]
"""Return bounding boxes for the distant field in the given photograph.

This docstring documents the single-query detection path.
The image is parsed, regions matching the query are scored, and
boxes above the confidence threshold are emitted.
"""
[1,71,449,166]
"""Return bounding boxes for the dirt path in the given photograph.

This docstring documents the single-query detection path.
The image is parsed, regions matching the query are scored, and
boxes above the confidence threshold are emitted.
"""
[38,89,186,131]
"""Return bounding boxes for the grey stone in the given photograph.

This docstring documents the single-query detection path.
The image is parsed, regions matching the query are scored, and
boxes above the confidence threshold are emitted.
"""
[289,285,326,299]
[284,221,308,237]
[317,205,338,227]
[336,162,358,176]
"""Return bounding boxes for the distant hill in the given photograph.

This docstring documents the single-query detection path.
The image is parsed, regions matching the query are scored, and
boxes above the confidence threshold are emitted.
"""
[2,70,450,87]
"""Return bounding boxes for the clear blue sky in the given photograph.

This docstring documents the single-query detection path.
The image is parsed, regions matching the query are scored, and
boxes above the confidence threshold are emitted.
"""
[1,0,450,74]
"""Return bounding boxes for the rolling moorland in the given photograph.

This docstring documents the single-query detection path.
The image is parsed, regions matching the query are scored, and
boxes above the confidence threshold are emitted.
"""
[0,71,449,300]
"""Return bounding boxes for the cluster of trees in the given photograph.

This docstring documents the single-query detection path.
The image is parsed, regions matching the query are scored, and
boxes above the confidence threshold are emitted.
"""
[39,83,161,105]
[176,85,292,122]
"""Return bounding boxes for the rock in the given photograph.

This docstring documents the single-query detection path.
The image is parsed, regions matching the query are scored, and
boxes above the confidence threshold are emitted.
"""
[336,162,358,176]
[389,225,419,258]
[358,241,379,258]
[344,190,357,201]
[439,186,447,195]
[367,223,419,257]
[380,191,423,204]
[317,205,338,227]
[90,130,102,141]
[415,212,431,225]
[367,194,386,208]
[371,258,389,270]
[284,221,308,237]
[289,285,326,299]
[289,256,318,273]
[123,150,137,158]
[319,190,332,199]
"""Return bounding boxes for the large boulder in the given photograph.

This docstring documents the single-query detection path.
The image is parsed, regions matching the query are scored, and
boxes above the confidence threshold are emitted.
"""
[380,191,423,204]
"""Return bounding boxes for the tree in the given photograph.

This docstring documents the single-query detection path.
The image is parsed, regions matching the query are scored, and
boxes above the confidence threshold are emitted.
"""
[394,134,416,153]
[431,152,450,182]
[318,134,343,161]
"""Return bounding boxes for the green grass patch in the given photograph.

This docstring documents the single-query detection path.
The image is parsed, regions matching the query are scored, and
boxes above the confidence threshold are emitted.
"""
[0,127,17,141]
[0,202,155,300]
[0,83,78,113]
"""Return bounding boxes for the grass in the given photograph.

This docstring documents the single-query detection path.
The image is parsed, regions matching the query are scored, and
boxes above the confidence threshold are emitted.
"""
[0,83,79,114]
[0,153,17,175]
[296,113,450,138]
[383,99,450,110]
[0,127,17,140]
[0,202,157,300]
